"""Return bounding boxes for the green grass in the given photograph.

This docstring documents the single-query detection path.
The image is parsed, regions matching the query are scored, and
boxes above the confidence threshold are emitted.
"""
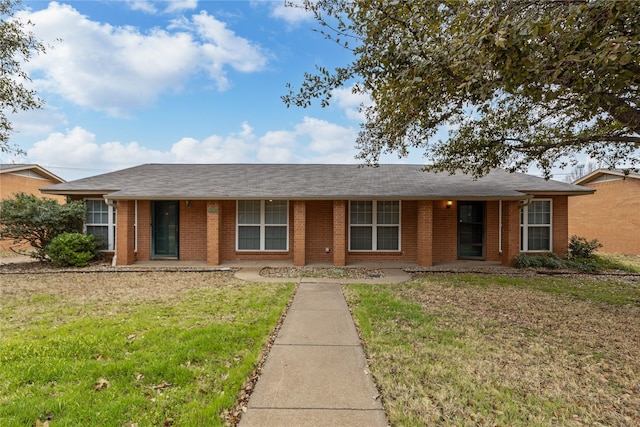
[451,273,640,306]
[345,274,640,426]
[515,252,640,272]
[599,253,640,273]
[0,273,294,426]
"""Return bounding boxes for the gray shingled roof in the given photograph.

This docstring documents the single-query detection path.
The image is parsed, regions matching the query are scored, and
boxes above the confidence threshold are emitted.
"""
[40,164,593,200]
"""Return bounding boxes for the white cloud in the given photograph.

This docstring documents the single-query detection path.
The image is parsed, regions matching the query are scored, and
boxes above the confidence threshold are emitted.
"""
[269,1,315,25]
[170,123,256,163]
[27,127,171,170]
[125,1,158,14]
[23,118,361,179]
[124,0,199,14]
[11,105,68,137]
[190,11,268,81]
[165,0,198,13]
[331,86,372,121]
[20,3,267,116]
[257,116,359,162]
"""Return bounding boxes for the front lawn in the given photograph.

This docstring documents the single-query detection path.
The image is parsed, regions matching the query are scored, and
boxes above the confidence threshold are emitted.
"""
[0,272,294,426]
[345,274,639,426]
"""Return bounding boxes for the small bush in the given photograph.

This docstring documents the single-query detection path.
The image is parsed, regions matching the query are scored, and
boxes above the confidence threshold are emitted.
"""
[514,253,565,269]
[46,233,97,267]
[568,235,602,259]
[514,252,632,273]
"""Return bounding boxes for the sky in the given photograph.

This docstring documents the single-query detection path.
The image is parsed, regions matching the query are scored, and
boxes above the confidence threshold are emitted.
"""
[3,0,576,182]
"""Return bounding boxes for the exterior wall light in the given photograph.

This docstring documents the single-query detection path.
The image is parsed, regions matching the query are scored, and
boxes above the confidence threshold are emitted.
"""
[446,200,453,209]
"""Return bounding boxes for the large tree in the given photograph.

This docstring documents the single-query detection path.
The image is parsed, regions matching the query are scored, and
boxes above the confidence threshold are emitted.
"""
[283,0,640,178]
[0,0,45,154]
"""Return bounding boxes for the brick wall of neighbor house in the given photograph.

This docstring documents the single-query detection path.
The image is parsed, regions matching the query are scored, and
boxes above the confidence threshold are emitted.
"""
[569,178,640,254]
[0,172,66,202]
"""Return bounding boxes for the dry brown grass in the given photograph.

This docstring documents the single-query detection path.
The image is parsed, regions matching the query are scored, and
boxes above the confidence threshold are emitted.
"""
[347,275,640,426]
[0,271,244,330]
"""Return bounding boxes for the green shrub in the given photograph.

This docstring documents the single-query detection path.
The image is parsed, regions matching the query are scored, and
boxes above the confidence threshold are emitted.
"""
[515,252,633,273]
[0,193,86,261]
[46,233,97,267]
[568,235,602,259]
[514,253,565,269]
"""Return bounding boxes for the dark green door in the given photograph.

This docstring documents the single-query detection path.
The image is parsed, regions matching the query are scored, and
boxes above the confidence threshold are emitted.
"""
[152,201,179,258]
[458,201,485,259]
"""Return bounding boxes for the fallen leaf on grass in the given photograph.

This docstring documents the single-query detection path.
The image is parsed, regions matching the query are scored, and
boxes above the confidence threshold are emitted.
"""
[95,378,110,391]
[152,381,172,395]
[152,381,171,390]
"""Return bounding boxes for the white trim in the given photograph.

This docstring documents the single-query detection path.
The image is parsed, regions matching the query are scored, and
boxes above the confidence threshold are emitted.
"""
[236,200,289,252]
[348,200,402,252]
[84,198,116,251]
[520,199,553,252]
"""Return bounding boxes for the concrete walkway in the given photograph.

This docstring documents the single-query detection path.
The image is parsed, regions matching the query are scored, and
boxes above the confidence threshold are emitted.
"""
[239,281,388,427]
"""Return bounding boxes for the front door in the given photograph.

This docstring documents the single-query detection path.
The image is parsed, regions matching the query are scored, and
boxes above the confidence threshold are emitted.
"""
[458,201,485,259]
[152,201,179,258]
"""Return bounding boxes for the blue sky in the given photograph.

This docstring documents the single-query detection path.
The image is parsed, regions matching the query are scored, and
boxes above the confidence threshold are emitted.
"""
[4,0,421,181]
[4,0,580,182]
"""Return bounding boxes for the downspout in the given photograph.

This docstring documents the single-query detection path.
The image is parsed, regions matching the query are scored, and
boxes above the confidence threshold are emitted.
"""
[499,200,502,254]
[134,200,138,253]
[105,198,118,267]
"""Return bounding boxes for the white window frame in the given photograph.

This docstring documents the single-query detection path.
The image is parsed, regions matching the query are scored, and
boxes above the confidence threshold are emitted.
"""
[84,199,116,251]
[236,200,289,252]
[349,200,402,252]
[520,199,553,252]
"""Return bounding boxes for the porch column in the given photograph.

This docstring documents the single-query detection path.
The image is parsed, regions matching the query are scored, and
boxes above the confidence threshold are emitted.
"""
[333,200,346,266]
[115,200,136,265]
[417,200,433,266]
[293,200,306,266]
[206,201,221,265]
[501,200,521,266]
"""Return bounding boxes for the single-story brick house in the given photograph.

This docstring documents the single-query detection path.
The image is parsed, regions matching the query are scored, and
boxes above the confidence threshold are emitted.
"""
[1,164,66,251]
[41,164,593,267]
[569,168,640,255]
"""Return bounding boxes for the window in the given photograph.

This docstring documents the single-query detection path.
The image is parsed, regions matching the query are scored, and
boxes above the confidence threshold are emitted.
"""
[85,199,116,250]
[349,200,400,251]
[520,199,552,251]
[237,200,288,251]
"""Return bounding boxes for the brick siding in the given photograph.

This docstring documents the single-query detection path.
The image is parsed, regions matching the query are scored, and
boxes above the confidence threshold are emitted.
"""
[96,195,573,266]
[569,178,640,255]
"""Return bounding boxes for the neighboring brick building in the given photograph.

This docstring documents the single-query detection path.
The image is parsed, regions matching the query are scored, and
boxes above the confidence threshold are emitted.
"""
[569,169,640,255]
[41,164,593,267]
[0,164,66,251]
